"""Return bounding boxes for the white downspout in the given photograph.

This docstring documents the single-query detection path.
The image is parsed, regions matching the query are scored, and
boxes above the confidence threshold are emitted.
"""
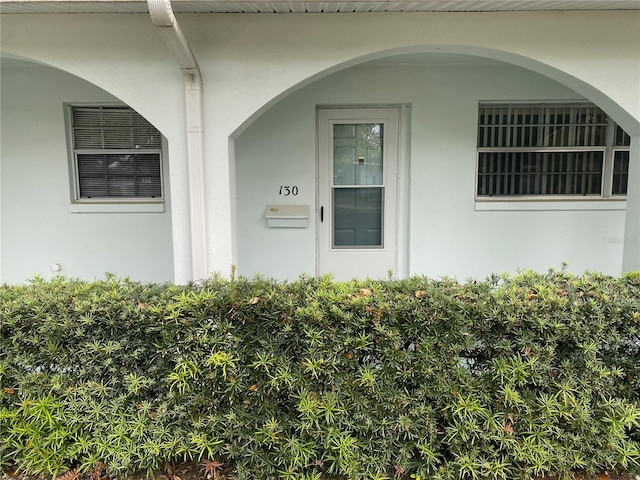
[147,0,208,280]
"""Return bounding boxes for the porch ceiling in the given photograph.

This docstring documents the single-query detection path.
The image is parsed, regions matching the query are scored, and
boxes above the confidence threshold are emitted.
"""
[1,0,639,14]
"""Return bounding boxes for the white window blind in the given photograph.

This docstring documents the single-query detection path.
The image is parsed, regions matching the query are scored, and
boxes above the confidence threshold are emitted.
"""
[477,103,630,198]
[70,106,163,199]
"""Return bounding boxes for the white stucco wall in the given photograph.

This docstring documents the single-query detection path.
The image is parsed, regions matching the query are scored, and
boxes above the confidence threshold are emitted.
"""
[0,61,175,283]
[0,13,193,281]
[235,61,627,280]
[1,10,638,280]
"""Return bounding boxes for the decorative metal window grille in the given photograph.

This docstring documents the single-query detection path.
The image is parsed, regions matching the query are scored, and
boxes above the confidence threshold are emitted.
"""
[477,103,630,198]
[70,105,163,199]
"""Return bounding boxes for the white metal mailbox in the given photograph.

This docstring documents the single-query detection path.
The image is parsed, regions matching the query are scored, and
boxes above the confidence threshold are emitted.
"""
[265,205,310,228]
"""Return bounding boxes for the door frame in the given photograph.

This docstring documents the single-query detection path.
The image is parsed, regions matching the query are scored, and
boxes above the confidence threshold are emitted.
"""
[315,104,411,279]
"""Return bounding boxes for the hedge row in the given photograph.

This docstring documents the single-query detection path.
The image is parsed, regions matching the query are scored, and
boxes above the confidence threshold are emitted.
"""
[0,270,639,479]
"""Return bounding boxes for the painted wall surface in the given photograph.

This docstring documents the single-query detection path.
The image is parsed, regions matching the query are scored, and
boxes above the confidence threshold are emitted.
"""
[1,10,638,279]
[235,61,626,280]
[0,61,175,283]
[0,13,193,281]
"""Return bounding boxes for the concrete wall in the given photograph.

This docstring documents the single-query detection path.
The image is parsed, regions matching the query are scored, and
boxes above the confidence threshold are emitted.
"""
[1,10,638,280]
[235,60,626,280]
[0,60,175,283]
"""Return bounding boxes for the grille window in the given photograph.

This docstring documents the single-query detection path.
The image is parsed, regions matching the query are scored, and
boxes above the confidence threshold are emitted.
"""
[613,150,630,196]
[70,106,163,200]
[477,103,630,198]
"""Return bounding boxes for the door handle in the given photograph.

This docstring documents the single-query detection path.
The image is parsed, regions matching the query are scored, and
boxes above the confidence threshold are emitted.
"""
[320,206,324,223]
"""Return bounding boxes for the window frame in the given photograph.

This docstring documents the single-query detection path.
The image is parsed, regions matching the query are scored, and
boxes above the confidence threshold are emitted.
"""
[65,103,165,211]
[475,102,630,202]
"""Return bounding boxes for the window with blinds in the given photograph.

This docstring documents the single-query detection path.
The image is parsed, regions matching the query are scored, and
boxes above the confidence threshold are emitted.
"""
[70,105,163,200]
[476,103,630,198]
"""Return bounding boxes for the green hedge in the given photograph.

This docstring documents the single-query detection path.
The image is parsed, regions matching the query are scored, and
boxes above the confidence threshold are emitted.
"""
[1,270,639,479]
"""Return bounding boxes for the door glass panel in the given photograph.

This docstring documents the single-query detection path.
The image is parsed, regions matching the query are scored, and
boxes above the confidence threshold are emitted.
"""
[333,123,383,186]
[333,187,383,248]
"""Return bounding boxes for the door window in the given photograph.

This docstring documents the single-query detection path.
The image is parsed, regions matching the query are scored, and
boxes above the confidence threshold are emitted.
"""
[332,123,384,248]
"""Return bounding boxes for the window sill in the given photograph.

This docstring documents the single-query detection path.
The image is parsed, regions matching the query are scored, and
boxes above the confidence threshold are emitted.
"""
[475,198,626,212]
[69,202,165,213]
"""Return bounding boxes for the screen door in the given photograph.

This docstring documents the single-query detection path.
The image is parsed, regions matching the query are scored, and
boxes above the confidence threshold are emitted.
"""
[317,108,399,279]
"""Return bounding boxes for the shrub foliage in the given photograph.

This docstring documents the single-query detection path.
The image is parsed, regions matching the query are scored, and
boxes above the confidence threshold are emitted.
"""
[1,270,639,479]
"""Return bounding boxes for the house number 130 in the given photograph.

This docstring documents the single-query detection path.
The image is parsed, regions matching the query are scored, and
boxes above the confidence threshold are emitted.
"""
[279,186,299,196]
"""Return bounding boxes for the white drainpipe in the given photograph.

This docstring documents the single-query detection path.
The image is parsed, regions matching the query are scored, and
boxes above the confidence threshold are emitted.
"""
[147,0,209,280]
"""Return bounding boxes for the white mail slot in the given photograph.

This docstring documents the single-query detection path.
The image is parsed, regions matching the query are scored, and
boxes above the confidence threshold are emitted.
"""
[265,205,310,228]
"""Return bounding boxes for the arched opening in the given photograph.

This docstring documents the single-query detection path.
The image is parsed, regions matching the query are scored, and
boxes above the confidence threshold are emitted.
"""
[0,56,175,282]
[232,46,639,139]
[233,49,637,280]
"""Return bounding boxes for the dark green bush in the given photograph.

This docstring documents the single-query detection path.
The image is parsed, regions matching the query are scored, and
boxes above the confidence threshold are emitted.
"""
[1,270,639,479]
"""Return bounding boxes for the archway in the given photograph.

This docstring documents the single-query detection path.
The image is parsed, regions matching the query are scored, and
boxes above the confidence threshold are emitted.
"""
[233,48,639,279]
[232,45,639,140]
[0,55,176,282]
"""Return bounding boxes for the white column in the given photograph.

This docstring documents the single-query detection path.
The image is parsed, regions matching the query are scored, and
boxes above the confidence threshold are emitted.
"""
[622,135,640,272]
[206,134,236,277]
[166,137,192,284]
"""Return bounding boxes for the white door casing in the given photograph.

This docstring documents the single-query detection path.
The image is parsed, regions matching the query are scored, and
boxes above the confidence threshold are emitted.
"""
[317,107,399,280]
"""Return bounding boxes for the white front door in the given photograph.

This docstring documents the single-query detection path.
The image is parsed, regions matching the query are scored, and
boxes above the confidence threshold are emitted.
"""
[317,107,399,280]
